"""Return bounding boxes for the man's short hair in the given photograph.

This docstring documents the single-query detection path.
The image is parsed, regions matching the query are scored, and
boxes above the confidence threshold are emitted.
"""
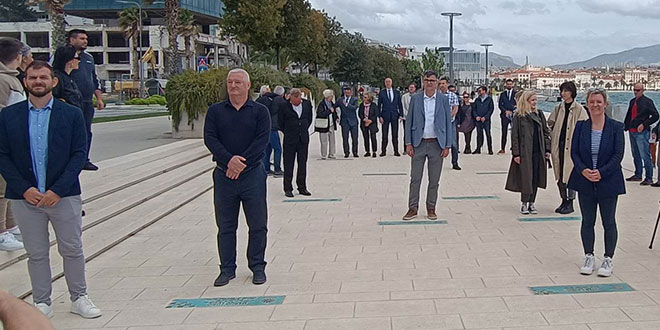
[67,29,88,40]
[274,85,285,95]
[448,84,456,89]
[289,88,302,97]
[478,86,487,92]
[25,60,54,78]
[423,70,437,78]
[20,42,31,57]
[259,85,270,95]
[0,37,23,65]
[227,68,250,82]
[559,81,577,99]
[505,79,514,84]
[439,76,449,83]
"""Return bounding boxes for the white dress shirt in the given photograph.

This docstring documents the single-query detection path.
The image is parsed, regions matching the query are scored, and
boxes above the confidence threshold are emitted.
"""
[293,103,303,118]
[423,92,437,139]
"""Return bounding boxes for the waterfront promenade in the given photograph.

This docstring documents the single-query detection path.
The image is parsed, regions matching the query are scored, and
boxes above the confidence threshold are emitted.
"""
[3,119,660,330]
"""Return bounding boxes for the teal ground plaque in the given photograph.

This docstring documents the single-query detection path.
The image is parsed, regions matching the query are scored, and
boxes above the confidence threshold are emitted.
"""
[167,296,285,308]
[362,173,407,176]
[519,216,582,222]
[530,283,634,295]
[283,198,342,203]
[442,195,499,200]
[378,220,447,226]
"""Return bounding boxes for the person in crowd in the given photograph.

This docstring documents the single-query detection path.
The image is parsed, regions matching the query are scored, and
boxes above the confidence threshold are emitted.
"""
[505,91,551,215]
[0,37,25,252]
[204,68,270,287]
[336,86,360,158]
[403,70,452,221]
[67,29,105,171]
[654,123,660,187]
[0,60,101,319]
[378,77,403,157]
[17,43,32,93]
[52,45,83,110]
[315,89,338,160]
[279,88,313,198]
[457,92,475,154]
[548,81,589,214]
[0,290,55,330]
[439,78,461,170]
[359,92,379,157]
[498,79,517,154]
[472,86,495,155]
[401,83,416,151]
[256,85,284,176]
[568,89,625,277]
[624,83,659,185]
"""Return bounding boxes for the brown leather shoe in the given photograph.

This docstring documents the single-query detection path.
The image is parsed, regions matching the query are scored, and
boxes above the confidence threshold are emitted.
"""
[427,208,438,220]
[402,208,418,220]
[497,150,505,154]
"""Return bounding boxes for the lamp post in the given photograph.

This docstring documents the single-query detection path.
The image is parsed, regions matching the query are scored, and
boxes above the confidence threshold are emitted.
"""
[480,43,493,87]
[441,12,461,84]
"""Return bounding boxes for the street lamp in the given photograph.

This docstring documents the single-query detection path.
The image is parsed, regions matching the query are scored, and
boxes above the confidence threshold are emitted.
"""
[441,12,461,84]
[118,0,164,98]
[480,43,493,87]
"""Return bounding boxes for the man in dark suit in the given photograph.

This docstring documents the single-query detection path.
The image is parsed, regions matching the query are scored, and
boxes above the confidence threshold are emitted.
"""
[378,77,404,156]
[0,61,101,319]
[336,86,360,158]
[498,79,516,154]
[278,88,313,197]
[623,83,659,185]
[472,85,495,155]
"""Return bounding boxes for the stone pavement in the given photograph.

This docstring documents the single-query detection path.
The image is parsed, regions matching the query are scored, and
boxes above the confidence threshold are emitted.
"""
[16,120,660,329]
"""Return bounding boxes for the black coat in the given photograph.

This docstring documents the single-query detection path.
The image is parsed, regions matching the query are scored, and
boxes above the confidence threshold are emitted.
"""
[256,92,283,131]
[624,95,659,132]
[53,70,83,110]
[358,102,379,133]
[279,99,313,145]
[315,99,338,132]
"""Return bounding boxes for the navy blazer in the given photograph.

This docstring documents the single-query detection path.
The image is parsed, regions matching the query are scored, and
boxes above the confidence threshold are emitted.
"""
[377,89,403,122]
[0,99,87,199]
[567,117,626,198]
[336,96,359,128]
[498,89,516,117]
[472,96,494,120]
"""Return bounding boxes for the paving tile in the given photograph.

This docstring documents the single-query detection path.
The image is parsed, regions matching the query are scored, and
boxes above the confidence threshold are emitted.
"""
[355,299,436,317]
[184,306,275,323]
[107,309,192,327]
[314,292,390,303]
[572,291,656,308]
[216,321,305,330]
[270,302,354,320]
[461,311,548,328]
[340,280,413,293]
[503,295,581,311]
[434,297,508,314]
[587,321,660,330]
[621,305,660,321]
[542,308,631,325]
[391,314,464,330]
[305,317,392,330]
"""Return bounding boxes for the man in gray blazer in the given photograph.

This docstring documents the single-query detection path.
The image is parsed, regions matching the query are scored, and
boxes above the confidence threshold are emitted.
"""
[403,70,452,220]
[336,87,360,158]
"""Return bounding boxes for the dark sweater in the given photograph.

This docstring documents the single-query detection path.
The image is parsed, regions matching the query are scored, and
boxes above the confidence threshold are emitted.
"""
[472,96,494,119]
[203,99,271,174]
[70,51,100,101]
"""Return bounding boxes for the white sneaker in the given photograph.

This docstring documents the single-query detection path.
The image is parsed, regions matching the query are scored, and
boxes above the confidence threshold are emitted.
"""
[528,203,538,214]
[35,302,53,319]
[598,257,614,277]
[580,254,596,275]
[520,203,529,215]
[8,226,22,242]
[0,231,23,251]
[71,295,102,319]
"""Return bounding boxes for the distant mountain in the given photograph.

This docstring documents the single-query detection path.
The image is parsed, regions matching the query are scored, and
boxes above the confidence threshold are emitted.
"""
[554,44,660,69]
[489,53,520,69]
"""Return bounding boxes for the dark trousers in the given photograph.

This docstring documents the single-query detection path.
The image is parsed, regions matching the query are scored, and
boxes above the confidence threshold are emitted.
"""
[578,194,618,258]
[81,101,95,162]
[341,124,359,156]
[459,131,473,152]
[402,119,407,151]
[381,119,399,153]
[213,167,268,274]
[283,142,309,192]
[264,130,282,172]
[521,188,538,203]
[475,119,493,152]
[451,122,459,166]
[557,182,576,200]
[361,126,377,152]
[501,116,511,151]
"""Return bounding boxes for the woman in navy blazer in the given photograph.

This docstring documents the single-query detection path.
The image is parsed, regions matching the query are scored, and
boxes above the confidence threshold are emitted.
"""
[568,89,625,278]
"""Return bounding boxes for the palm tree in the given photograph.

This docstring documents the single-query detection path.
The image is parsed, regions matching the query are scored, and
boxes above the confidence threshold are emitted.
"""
[32,0,70,49]
[177,9,198,70]
[119,7,146,80]
[145,0,180,76]
[613,80,619,90]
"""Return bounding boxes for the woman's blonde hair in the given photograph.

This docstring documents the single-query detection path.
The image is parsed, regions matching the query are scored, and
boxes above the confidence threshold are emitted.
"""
[363,92,373,103]
[516,90,537,116]
[322,89,334,99]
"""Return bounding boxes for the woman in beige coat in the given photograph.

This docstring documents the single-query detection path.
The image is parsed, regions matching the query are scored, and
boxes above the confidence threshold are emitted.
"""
[547,82,589,214]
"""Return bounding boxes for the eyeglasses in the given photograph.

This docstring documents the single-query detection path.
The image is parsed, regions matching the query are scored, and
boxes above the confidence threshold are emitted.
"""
[588,88,606,93]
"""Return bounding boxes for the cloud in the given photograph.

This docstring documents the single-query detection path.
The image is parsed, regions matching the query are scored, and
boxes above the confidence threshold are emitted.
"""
[575,0,660,19]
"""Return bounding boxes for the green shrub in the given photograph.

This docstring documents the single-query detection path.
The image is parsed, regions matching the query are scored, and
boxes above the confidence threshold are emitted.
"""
[243,64,291,93]
[125,95,167,106]
[289,73,325,104]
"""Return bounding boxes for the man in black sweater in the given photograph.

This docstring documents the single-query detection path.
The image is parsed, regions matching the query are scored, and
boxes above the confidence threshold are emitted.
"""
[204,68,271,287]
[472,86,495,154]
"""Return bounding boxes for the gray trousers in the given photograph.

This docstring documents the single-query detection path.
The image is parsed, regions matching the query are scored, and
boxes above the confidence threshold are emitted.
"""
[319,128,336,158]
[11,196,86,305]
[408,140,444,209]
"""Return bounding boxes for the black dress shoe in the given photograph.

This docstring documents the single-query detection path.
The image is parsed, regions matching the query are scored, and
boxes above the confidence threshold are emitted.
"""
[652,181,660,187]
[213,272,236,287]
[452,164,461,170]
[559,200,574,214]
[344,154,349,158]
[252,271,267,285]
[379,152,386,157]
[83,162,99,171]
[364,152,371,157]
[273,170,284,176]
[353,153,359,158]
[472,150,481,154]
[488,150,494,155]
[372,153,377,158]
[463,148,471,154]
[555,200,567,213]
[626,175,642,182]
[298,189,312,196]
[284,191,294,198]
[641,179,653,186]
[394,152,401,157]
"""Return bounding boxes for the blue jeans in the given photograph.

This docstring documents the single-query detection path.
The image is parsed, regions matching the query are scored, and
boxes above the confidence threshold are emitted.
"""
[213,166,268,274]
[264,130,282,172]
[629,130,653,180]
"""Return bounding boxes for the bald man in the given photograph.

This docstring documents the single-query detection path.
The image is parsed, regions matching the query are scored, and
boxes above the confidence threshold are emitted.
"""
[624,83,659,185]
[378,77,404,156]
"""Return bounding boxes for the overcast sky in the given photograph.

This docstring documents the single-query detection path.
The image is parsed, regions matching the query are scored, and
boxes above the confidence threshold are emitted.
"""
[309,0,660,66]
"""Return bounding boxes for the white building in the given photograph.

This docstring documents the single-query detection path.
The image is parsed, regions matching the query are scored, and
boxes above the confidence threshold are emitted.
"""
[624,69,649,84]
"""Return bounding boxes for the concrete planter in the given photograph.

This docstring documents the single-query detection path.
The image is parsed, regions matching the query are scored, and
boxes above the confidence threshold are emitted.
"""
[172,111,205,139]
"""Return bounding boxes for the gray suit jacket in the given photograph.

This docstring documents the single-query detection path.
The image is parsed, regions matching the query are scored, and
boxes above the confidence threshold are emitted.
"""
[405,91,453,149]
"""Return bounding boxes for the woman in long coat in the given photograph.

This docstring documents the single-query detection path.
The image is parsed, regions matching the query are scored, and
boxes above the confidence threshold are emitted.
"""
[315,89,339,159]
[505,90,551,215]
[457,91,476,153]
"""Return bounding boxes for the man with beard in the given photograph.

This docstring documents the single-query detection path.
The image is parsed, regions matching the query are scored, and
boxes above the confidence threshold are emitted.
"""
[67,29,104,171]
[0,61,101,319]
